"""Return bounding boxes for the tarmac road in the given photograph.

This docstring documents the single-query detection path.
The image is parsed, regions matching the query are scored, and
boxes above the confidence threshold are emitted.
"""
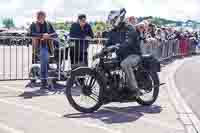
[175,56,200,121]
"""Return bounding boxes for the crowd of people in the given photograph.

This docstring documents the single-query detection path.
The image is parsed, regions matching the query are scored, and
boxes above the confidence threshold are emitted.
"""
[98,16,200,58]
[142,22,199,57]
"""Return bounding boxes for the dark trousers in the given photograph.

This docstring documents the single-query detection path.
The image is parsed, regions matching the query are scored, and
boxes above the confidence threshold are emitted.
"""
[70,45,88,65]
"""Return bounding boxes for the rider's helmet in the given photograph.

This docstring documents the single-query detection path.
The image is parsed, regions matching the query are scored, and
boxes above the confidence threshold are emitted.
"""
[107,8,126,29]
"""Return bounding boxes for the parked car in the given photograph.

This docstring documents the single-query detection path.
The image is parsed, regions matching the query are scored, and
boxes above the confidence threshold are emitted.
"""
[0,30,30,46]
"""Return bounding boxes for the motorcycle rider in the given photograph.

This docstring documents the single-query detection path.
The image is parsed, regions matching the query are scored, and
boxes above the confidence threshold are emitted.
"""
[106,8,146,97]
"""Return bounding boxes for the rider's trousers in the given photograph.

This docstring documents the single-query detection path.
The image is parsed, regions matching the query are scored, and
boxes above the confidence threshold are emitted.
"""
[120,54,140,91]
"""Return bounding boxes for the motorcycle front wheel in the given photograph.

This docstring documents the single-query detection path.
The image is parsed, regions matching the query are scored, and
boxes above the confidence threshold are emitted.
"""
[65,69,104,113]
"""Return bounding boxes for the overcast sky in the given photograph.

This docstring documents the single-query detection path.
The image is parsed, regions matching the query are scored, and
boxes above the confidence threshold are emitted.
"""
[0,0,199,26]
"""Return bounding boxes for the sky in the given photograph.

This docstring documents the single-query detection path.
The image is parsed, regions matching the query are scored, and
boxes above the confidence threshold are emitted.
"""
[0,0,199,27]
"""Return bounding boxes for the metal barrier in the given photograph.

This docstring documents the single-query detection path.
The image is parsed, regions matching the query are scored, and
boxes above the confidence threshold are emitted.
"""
[0,36,198,81]
[0,36,107,81]
[0,36,32,81]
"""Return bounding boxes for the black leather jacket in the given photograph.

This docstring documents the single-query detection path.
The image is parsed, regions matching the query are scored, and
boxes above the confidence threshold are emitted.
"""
[106,23,142,60]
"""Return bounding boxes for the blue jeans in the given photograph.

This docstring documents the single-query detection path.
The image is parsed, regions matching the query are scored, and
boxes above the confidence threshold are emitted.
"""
[40,47,49,80]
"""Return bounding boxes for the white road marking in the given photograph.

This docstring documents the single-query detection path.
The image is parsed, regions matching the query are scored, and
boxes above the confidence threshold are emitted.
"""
[0,122,24,133]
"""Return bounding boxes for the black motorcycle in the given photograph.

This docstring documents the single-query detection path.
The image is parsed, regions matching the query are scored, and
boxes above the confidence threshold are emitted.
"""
[65,45,161,113]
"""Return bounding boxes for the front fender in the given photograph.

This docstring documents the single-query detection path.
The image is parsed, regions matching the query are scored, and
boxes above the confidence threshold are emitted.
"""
[71,67,95,77]
[69,67,107,90]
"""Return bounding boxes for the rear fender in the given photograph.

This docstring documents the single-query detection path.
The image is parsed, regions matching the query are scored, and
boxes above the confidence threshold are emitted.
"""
[141,58,161,72]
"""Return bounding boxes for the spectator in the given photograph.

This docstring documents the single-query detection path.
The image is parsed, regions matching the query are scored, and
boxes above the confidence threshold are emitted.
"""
[194,32,199,39]
[69,14,94,67]
[163,28,169,40]
[189,32,198,55]
[167,28,176,40]
[139,21,153,55]
[155,28,165,58]
[148,23,156,38]
[174,30,181,40]
[179,32,189,57]
[95,31,103,44]
[155,28,162,41]
[127,16,137,26]
[160,27,167,41]
[29,11,57,90]
[95,31,102,38]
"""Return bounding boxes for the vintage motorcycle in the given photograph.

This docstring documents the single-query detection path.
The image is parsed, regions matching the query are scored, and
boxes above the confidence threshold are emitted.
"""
[65,45,161,113]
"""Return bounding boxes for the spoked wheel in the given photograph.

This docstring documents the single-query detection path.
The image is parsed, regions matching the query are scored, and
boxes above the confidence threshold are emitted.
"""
[65,69,104,113]
[136,72,160,106]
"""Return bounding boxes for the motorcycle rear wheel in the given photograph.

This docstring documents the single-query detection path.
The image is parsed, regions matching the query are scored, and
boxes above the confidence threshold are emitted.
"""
[136,72,160,106]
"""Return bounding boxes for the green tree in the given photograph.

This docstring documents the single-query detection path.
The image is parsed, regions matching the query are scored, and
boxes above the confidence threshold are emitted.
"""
[2,18,15,29]
[52,22,71,31]
[92,21,107,33]
[151,17,162,26]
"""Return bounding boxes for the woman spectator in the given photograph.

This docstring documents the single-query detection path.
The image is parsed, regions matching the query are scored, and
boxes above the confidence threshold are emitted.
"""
[189,32,198,55]
[179,32,189,57]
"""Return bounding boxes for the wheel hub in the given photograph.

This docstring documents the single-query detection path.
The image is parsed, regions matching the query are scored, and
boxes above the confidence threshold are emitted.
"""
[82,86,92,96]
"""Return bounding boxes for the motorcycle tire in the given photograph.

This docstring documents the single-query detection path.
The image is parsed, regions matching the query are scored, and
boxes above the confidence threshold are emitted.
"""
[136,72,160,106]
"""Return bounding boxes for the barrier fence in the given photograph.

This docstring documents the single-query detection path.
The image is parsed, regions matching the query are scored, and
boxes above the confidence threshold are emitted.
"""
[0,36,198,81]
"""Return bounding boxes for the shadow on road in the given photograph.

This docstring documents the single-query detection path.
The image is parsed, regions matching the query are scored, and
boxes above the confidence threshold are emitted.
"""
[18,82,66,99]
[64,105,162,124]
